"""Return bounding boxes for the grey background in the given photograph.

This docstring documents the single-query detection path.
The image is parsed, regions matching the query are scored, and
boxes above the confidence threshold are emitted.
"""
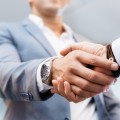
[0,0,120,119]
[64,0,120,44]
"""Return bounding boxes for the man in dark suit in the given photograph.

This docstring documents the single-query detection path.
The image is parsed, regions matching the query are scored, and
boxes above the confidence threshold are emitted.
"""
[0,0,119,120]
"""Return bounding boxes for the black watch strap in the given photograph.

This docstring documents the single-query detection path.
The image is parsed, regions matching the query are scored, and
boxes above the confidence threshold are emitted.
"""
[106,44,120,78]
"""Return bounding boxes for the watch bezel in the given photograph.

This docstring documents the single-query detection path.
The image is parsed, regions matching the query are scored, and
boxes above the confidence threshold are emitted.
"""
[41,60,52,85]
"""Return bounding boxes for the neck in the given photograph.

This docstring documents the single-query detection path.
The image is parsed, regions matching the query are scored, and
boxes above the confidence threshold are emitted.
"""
[32,10,64,37]
[43,16,64,37]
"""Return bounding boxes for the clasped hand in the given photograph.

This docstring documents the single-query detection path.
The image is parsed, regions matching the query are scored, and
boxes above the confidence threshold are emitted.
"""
[51,42,118,103]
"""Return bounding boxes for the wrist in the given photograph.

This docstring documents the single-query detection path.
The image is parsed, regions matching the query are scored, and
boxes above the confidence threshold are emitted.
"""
[41,57,58,86]
[51,57,64,81]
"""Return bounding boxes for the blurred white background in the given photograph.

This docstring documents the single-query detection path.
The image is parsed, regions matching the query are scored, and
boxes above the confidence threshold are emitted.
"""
[0,0,120,119]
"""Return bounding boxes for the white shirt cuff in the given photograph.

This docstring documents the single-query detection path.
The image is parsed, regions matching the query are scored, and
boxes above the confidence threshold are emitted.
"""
[36,57,58,92]
[112,38,120,66]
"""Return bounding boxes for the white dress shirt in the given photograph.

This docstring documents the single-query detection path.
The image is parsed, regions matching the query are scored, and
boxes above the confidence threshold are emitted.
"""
[112,38,120,66]
[29,14,98,120]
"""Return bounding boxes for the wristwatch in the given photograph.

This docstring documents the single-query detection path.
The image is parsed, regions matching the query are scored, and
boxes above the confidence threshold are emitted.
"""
[106,44,120,78]
[41,59,53,86]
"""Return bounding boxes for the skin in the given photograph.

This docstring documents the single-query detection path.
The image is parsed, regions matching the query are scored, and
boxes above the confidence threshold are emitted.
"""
[28,0,118,103]
[51,42,118,102]
[28,0,69,37]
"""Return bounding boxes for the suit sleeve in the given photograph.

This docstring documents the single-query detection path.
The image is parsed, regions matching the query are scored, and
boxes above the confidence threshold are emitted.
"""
[0,24,53,101]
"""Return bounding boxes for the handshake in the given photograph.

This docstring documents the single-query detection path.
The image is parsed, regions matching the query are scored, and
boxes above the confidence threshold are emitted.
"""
[49,42,119,103]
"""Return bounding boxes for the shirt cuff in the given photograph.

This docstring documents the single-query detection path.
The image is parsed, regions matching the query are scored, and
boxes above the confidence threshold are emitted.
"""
[36,57,58,92]
[112,38,120,66]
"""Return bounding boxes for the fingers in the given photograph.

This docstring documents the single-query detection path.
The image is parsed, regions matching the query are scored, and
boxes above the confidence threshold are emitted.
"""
[58,78,64,94]
[64,81,86,103]
[51,76,109,103]
[71,85,98,98]
[94,67,112,76]
[60,42,105,58]
[51,80,58,93]
[69,61,115,86]
[64,81,75,101]
[52,78,86,103]
[75,50,118,71]
[67,74,109,93]
[52,78,65,96]
[52,78,71,101]
[52,49,117,102]
[60,45,73,56]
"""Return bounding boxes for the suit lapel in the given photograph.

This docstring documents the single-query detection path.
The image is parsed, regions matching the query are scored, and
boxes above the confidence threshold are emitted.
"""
[22,18,56,56]
[72,33,80,42]
[94,95,110,120]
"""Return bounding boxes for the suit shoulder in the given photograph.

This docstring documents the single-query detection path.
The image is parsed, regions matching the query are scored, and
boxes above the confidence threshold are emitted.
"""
[0,22,22,31]
[0,23,10,31]
[0,22,24,39]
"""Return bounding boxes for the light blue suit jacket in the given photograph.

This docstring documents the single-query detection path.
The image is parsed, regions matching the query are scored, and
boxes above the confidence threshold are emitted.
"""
[0,19,120,120]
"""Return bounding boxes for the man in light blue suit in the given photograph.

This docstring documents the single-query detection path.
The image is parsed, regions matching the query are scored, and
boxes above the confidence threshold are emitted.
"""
[0,0,120,120]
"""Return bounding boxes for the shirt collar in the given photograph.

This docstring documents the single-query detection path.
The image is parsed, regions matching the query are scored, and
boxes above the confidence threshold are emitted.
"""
[29,14,44,29]
[62,24,73,38]
[28,14,73,38]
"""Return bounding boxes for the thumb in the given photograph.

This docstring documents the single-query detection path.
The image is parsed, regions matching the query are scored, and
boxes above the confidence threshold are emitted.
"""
[60,45,72,56]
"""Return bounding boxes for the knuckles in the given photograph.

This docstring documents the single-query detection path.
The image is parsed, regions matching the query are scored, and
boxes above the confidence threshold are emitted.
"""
[75,88,97,98]
[89,57,97,65]
[87,72,96,81]
[76,89,83,97]
[73,97,85,103]
[68,62,78,72]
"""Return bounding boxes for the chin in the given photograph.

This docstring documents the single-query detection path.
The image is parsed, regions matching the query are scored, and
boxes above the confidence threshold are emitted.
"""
[46,1,62,9]
[45,5,60,12]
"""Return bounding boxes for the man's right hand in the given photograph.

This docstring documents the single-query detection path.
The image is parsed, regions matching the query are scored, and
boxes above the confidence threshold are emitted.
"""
[51,50,118,102]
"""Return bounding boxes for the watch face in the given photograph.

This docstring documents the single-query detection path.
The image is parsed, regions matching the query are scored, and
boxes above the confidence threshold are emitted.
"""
[41,63,50,83]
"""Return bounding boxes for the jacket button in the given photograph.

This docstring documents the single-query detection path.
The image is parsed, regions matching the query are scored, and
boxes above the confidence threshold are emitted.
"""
[28,93,33,100]
[19,93,33,101]
[19,93,29,101]
[64,117,69,120]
